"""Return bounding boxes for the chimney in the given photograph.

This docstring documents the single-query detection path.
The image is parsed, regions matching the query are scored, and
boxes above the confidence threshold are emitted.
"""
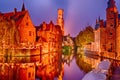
[14,8,17,14]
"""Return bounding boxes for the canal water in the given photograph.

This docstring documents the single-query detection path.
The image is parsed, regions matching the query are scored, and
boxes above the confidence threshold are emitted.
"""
[63,58,85,80]
[35,51,120,80]
[54,53,86,80]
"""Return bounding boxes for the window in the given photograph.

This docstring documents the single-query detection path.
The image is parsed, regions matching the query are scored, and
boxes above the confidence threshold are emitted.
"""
[27,17,28,20]
[110,24,113,27]
[28,72,31,78]
[108,43,113,52]
[26,22,28,26]
[110,32,113,35]
[29,31,32,36]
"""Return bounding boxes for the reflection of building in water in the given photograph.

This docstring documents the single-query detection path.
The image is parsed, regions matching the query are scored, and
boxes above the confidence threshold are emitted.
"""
[84,56,100,69]
[62,53,74,66]
[0,63,35,80]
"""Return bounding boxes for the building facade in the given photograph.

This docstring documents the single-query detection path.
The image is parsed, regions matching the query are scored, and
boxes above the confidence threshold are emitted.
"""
[0,4,36,62]
[2,4,36,46]
[94,19,106,53]
[36,21,62,79]
[94,0,120,58]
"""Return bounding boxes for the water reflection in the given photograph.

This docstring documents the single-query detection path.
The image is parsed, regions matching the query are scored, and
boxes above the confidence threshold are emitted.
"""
[78,50,120,80]
[63,58,85,80]
[1,49,120,80]
[60,51,85,80]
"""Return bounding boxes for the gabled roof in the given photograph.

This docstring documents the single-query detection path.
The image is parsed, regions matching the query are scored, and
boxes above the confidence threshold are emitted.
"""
[2,10,27,26]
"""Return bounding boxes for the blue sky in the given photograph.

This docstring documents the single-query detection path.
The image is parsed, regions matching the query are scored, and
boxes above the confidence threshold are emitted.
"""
[0,0,120,37]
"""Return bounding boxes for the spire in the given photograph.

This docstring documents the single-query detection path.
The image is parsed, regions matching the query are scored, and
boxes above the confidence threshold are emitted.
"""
[21,3,25,11]
[99,16,101,21]
[107,0,116,8]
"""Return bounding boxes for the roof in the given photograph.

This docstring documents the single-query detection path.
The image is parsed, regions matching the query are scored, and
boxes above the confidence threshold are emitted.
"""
[2,10,27,26]
[37,21,62,33]
[107,0,116,8]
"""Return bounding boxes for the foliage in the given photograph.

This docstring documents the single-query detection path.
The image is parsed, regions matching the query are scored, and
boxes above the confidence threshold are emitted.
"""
[76,54,92,73]
[62,46,72,55]
[75,26,94,48]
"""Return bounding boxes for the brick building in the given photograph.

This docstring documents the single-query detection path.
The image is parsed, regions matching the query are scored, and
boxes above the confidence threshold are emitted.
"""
[94,0,120,58]
[0,3,36,62]
[35,21,62,79]
[1,3,36,46]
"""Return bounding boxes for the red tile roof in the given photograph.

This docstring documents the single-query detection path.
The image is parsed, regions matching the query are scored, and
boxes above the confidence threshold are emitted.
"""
[2,11,27,26]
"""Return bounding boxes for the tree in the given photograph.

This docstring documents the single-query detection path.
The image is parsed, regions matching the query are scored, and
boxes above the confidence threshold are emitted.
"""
[75,26,94,48]
[84,26,94,43]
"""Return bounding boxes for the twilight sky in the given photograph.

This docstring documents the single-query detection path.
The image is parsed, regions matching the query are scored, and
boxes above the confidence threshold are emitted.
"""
[0,0,120,37]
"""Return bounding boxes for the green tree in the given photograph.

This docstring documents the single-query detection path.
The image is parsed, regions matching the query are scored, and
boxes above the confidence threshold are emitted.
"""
[62,46,72,55]
[75,26,94,49]
[84,26,94,43]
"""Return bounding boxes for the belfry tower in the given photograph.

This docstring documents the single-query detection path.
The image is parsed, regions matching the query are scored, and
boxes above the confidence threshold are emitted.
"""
[57,9,64,35]
[106,0,118,52]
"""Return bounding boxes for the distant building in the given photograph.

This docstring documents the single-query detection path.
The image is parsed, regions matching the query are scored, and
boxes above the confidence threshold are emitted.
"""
[62,34,75,50]
[94,0,120,58]
[57,9,64,36]
[35,21,62,78]
[94,19,106,53]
